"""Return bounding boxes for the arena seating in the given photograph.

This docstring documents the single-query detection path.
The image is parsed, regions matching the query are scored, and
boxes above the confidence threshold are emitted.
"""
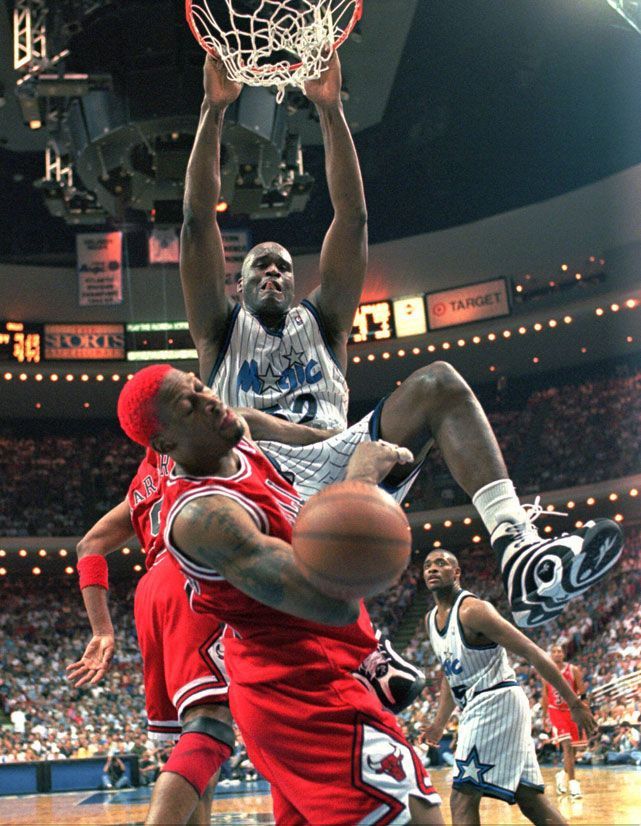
[1,367,639,535]
[1,527,639,777]
[1,364,639,778]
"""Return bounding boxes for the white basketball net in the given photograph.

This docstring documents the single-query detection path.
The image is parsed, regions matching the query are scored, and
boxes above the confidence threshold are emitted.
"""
[188,0,361,101]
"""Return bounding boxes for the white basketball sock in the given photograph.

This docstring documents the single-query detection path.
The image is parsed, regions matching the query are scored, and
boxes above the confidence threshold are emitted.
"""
[472,479,530,536]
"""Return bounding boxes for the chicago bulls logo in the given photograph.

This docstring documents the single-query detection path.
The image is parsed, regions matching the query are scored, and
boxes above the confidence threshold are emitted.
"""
[366,745,406,782]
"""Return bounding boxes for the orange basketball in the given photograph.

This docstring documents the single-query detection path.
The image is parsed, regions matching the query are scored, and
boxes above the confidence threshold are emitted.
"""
[292,480,412,600]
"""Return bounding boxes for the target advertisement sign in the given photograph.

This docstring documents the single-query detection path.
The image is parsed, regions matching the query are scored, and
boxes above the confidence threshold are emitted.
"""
[426,278,510,330]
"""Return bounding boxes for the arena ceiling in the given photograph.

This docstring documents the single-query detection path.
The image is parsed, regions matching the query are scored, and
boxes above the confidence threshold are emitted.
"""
[0,0,641,260]
[0,0,640,418]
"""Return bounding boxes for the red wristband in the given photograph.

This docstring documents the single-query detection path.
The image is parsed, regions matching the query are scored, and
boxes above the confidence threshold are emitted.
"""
[77,555,109,591]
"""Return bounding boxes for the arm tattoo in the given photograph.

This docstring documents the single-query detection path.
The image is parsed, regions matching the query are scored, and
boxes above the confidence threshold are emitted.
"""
[181,497,357,625]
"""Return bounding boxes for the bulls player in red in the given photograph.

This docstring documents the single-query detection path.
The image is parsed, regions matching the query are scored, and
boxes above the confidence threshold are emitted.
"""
[116,363,444,825]
[540,644,588,798]
[68,407,339,825]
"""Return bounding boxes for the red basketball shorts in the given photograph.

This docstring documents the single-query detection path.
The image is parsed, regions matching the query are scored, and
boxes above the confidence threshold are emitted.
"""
[229,678,441,825]
[548,707,583,746]
[133,552,230,741]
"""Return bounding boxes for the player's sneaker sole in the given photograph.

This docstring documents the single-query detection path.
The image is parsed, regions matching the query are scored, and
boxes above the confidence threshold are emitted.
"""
[494,518,623,628]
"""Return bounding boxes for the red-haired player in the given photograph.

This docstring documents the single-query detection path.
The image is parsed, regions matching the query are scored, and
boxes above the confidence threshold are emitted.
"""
[114,364,444,825]
[68,364,344,825]
[540,644,588,798]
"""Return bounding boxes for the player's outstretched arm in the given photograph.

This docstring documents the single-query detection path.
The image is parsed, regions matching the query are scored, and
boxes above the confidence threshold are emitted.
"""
[422,675,456,746]
[171,495,359,626]
[304,52,368,362]
[236,407,340,444]
[540,680,549,723]
[572,663,587,697]
[458,599,597,736]
[181,57,242,382]
[67,499,135,687]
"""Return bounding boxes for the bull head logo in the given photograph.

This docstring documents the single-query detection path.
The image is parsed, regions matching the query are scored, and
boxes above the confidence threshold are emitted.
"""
[366,745,406,782]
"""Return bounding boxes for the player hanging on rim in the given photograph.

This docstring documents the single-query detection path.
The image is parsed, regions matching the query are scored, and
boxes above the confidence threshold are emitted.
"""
[116,364,445,826]
[421,549,596,825]
[181,49,425,712]
[68,408,343,826]
[541,643,588,799]
[180,51,623,633]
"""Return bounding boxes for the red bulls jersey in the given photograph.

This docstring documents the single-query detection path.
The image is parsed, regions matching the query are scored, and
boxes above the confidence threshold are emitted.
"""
[546,663,576,711]
[160,438,377,688]
[127,447,174,569]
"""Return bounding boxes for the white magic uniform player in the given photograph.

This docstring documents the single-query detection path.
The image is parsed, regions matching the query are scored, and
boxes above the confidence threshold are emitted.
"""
[422,550,595,825]
[208,299,424,503]
[427,589,541,803]
[181,51,623,648]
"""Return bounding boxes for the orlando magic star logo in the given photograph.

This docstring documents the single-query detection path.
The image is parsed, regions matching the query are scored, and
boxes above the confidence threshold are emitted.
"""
[238,349,322,396]
[281,345,305,370]
[258,363,283,392]
[454,746,494,786]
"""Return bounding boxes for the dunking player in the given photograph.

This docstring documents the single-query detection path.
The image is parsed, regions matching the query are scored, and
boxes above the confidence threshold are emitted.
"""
[422,550,596,825]
[116,364,445,825]
[541,644,588,798]
[182,50,424,711]
[68,408,339,825]
[180,53,623,633]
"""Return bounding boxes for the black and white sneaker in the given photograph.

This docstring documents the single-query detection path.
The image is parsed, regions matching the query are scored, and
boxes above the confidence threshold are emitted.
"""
[492,498,623,628]
[354,633,426,713]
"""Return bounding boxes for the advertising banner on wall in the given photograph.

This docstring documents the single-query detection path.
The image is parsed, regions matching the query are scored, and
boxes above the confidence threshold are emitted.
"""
[426,278,510,330]
[77,232,123,306]
[44,324,126,360]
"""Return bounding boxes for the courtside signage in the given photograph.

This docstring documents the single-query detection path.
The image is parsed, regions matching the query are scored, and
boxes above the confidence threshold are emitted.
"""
[426,278,511,330]
[44,324,126,360]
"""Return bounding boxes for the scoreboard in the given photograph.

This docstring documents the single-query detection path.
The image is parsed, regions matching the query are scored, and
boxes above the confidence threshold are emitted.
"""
[349,296,428,344]
[0,321,43,364]
[0,293,432,365]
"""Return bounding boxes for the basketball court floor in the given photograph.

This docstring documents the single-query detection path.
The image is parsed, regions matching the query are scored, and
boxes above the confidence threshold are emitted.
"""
[0,766,639,825]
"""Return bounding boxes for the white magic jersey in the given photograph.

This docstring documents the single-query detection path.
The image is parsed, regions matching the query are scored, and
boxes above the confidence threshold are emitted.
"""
[427,591,516,709]
[208,300,348,431]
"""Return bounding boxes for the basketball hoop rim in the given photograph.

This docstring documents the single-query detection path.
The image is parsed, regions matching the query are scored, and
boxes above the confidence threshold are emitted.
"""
[185,0,363,76]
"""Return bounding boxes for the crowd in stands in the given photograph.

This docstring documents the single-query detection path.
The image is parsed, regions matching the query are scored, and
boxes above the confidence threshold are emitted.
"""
[409,367,641,509]
[0,426,142,537]
[0,367,640,536]
[1,527,639,783]
[399,526,641,767]
[0,361,639,787]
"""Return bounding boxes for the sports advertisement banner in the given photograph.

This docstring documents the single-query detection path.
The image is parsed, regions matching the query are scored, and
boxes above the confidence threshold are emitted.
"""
[44,324,126,360]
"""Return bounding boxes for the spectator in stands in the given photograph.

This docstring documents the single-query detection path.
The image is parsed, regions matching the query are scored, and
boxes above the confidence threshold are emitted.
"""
[605,722,641,765]
[10,705,26,735]
[139,748,161,786]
